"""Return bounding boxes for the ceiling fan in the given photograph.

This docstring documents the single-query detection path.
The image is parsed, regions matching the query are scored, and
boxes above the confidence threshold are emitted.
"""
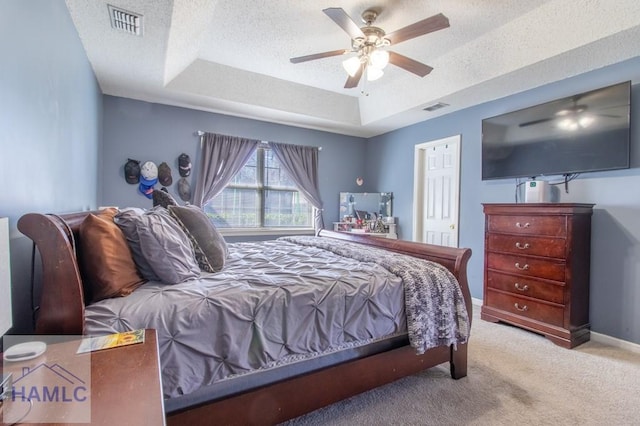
[519,95,620,129]
[290,7,450,89]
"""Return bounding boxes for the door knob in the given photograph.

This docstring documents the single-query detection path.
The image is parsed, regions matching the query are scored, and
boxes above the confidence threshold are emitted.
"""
[449,224,455,230]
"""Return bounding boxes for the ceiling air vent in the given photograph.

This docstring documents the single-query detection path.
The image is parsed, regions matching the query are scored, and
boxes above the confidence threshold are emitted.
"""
[108,4,143,36]
[423,102,449,112]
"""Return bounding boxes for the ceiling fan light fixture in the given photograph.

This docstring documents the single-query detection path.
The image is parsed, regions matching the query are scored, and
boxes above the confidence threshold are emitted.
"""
[343,56,362,77]
[557,118,579,131]
[291,8,449,89]
[367,67,384,81]
[557,114,595,131]
[369,49,389,69]
[578,115,595,128]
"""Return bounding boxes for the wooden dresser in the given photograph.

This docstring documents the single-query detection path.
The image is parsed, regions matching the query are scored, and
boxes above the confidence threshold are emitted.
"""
[481,203,594,348]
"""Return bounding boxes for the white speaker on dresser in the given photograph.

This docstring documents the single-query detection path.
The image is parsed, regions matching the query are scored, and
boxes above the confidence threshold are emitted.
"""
[524,180,550,203]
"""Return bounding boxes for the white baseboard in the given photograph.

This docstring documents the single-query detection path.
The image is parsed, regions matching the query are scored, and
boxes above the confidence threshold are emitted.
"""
[590,331,640,354]
[470,297,640,354]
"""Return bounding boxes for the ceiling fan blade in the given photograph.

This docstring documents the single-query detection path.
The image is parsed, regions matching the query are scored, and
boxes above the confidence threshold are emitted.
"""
[388,51,433,77]
[323,8,365,39]
[290,49,349,64]
[519,118,554,127]
[385,13,450,45]
[344,64,364,89]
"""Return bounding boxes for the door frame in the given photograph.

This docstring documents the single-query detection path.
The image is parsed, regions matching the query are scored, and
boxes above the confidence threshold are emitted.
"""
[412,134,461,246]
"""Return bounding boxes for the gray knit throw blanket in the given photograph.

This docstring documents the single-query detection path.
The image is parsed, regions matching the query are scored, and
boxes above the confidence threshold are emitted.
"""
[280,236,470,354]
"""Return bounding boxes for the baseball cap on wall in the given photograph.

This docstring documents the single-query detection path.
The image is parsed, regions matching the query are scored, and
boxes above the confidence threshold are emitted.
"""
[124,159,141,184]
[140,161,158,186]
[138,182,154,199]
[177,178,191,202]
[158,162,173,186]
[178,154,192,177]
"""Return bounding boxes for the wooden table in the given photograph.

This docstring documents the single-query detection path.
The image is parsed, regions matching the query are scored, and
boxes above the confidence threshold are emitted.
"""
[1,329,165,425]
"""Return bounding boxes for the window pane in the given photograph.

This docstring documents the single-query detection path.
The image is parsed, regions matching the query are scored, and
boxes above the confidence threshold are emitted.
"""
[205,188,259,228]
[264,190,312,227]
[264,149,296,188]
[229,150,258,186]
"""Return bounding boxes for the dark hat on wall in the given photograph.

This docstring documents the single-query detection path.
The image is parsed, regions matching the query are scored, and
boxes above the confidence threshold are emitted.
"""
[124,158,141,184]
[139,161,159,186]
[158,162,173,186]
[177,177,191,202]
[178,153,192,177]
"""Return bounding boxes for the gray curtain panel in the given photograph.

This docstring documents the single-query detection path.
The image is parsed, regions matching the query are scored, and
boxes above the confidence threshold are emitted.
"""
[192,133,260,207]
[270,142,324,231]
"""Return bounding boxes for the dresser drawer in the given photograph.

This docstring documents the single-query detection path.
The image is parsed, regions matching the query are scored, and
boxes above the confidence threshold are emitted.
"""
[486,271,564,304]
[487,252,566,281]
[485,290,564,327]
[486,234,566,258]
[487,215,567,237]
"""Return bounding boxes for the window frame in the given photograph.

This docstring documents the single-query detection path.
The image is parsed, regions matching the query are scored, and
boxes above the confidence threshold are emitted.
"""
[206,145,315,236]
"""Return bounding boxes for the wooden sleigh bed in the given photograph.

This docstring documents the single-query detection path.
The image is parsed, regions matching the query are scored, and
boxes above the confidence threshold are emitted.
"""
[17,210,472,426]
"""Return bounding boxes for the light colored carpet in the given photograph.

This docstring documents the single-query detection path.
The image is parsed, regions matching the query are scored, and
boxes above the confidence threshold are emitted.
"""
[284,307,640,425]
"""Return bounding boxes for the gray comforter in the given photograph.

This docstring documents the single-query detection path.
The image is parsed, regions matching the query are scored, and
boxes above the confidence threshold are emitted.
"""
[85,236,469,398]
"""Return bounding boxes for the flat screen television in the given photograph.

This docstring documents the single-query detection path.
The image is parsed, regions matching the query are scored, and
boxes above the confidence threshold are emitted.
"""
[482,81,631,180]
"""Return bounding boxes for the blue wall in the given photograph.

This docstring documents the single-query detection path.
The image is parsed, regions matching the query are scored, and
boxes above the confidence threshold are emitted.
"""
[0,0,102,333]
[368,57,640,345]
[100,96,368,235]
[3,0,638,346]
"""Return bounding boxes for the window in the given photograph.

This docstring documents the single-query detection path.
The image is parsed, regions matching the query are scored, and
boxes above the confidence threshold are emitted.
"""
[204,147,313,229]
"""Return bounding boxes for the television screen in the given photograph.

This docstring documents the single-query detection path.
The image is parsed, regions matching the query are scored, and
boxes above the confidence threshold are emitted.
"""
[482,81,631,180]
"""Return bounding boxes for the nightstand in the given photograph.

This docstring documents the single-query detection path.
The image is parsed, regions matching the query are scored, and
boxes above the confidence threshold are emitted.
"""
[1,329,165,425]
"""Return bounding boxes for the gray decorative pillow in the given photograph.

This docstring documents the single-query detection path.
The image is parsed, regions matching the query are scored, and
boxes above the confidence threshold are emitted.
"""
[114,208,161,282]
[168,205,228,273]
[135,207,200,284]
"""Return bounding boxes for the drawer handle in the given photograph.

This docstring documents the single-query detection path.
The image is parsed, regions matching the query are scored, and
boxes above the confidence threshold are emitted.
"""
[515,222,530,229]
[514,303,528,312]
[514,262,529,271]
[515,242,530,250]
[514,283,529,292]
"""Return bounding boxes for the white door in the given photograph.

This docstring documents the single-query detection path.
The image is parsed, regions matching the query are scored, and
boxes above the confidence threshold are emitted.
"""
[413,135,461,247]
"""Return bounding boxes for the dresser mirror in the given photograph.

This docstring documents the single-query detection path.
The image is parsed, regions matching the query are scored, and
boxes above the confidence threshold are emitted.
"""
[339,192,392,220]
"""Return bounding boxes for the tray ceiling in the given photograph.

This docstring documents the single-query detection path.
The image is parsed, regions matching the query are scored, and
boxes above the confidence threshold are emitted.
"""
[65,0,640,137]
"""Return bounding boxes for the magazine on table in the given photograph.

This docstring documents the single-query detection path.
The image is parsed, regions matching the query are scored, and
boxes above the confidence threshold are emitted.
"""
[76,329,145,353]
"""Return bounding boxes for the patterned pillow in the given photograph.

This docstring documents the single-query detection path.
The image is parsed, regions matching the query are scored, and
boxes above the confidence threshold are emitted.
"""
[168,205,228,273]
[79,208,146,303]
[152,189,178,208]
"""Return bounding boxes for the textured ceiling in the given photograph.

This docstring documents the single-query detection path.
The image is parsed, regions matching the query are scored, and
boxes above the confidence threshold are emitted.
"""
[65,0,640,137]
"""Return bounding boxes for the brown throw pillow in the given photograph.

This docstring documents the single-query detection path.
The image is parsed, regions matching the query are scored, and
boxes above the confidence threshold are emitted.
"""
[79,208,146,303]
[168,205,228,272]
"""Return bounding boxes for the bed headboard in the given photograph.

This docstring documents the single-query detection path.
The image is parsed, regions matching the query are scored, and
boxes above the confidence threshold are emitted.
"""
[17,212,472,336]
[18,211,95,334]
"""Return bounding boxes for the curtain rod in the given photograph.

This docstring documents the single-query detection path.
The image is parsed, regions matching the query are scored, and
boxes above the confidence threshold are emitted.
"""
[194,131,322,150]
